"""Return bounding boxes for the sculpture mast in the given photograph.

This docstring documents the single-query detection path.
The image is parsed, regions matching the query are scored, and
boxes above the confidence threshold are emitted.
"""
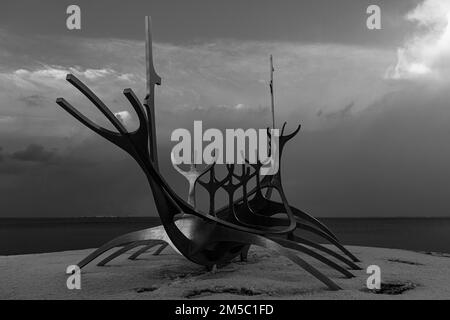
[270,54,275,129]
[266,55,276,199]
[145,16,162,170]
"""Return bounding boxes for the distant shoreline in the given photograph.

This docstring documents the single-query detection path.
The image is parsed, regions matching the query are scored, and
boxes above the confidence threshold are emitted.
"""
[2,217,450,256]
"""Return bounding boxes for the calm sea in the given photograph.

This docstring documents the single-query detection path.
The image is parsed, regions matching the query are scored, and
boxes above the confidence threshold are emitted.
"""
[1,217,449,255]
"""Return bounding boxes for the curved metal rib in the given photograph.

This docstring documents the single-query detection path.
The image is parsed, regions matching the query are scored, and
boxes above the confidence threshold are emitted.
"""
[66,74,128,135]
[56,98,122,146]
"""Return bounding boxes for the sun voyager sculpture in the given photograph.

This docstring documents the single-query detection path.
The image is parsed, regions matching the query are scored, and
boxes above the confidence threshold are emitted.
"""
[56,17,360,291]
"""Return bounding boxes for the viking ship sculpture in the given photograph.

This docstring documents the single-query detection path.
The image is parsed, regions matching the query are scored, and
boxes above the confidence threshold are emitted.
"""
[56,17,360,291]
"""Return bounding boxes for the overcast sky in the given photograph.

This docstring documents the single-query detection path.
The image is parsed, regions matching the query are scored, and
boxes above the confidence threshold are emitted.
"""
[2,0,450,218]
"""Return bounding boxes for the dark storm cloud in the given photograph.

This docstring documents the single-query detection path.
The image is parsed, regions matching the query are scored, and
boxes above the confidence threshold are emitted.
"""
[0,147,4,162]
[10,144,57,163]
[282,86,450,217]
[0,141,157,217]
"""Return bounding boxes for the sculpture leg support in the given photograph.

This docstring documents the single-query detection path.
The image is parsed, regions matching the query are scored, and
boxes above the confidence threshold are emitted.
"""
[289,235,361,270]
[214,227,341,291]
[295,221,360,262]
[270,237,354,278]
[152,242,169,255]
[240,245,250,262]
[129,242,169,260]
[97,240,166,266]
[77,225,168,269]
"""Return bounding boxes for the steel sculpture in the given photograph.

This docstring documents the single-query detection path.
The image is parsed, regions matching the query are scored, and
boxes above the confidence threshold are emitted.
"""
[55,16,360,291]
